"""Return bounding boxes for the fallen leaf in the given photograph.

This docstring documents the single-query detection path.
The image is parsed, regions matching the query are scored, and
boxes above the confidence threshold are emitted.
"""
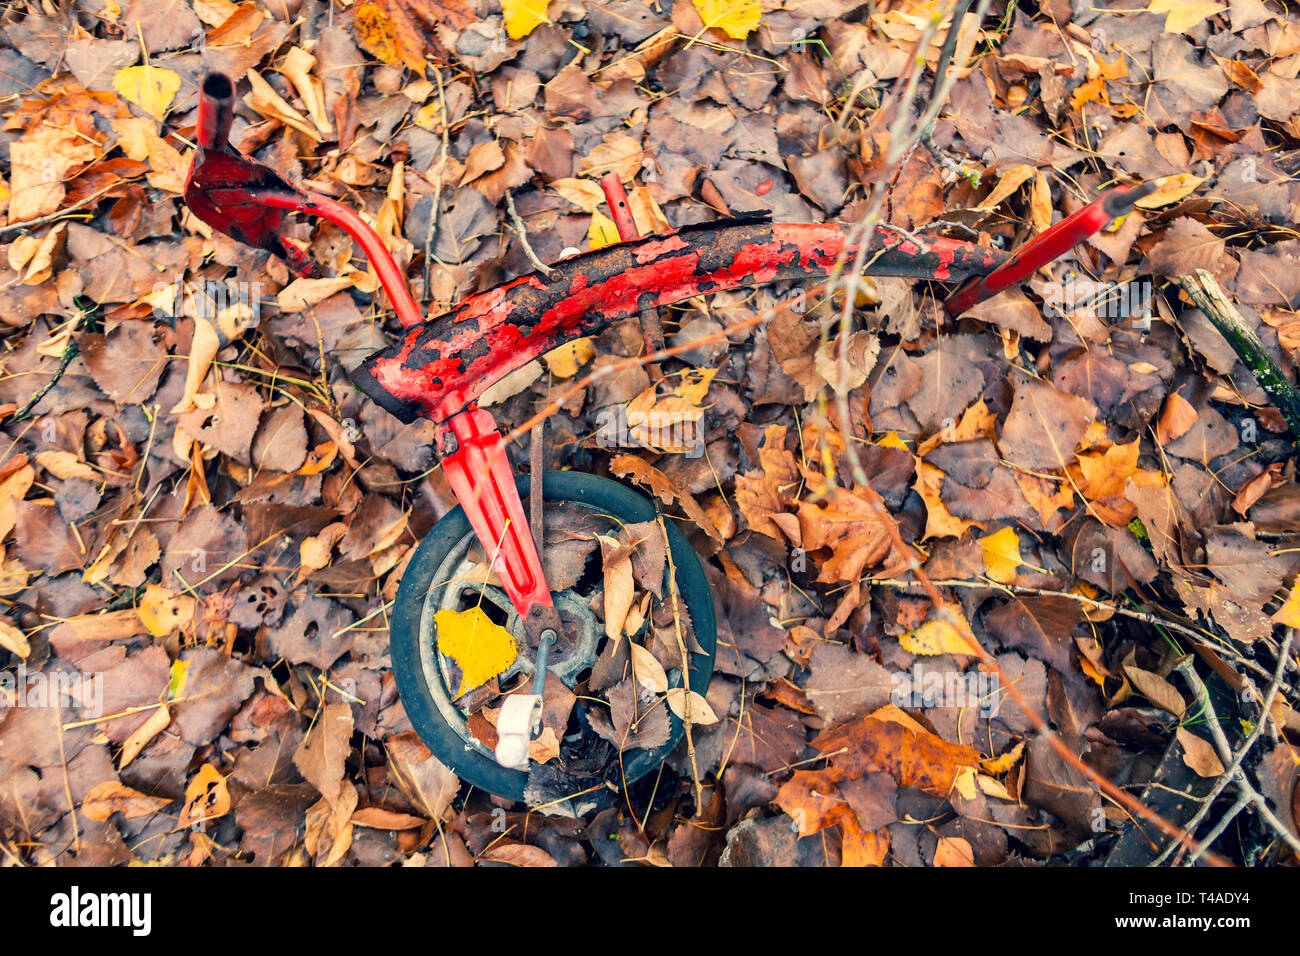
[1145,0,1223,35]
[82,781,170,821]
[665,687,719,724]
[934,835,976,866]
[179,763,231,828]
[1176,727,1225,778]
[630,641,668,693]
[434,606,518,696]
[979,526,1023,583]
[118,703,171,769]
[0,619,31,659]
[502,0,550,39]
[899,605,980,655]
[542,338,595,378]
[350,806,427,829]
[588,210,621,249]
[113,64,180,121]
[692,0,762,40]
[1134,173,1204,208]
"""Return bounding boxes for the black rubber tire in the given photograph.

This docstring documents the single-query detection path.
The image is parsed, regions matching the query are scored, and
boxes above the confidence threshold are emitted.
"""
[390,470,717,803]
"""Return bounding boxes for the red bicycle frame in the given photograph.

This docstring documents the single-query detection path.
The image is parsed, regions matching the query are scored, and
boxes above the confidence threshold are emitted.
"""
[183,72,1148,622]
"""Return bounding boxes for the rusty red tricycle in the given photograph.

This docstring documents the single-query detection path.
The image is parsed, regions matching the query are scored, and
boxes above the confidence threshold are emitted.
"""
[184,72,1150,810]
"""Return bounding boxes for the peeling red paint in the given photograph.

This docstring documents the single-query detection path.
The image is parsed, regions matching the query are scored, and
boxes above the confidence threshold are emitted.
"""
[634,235,689,264]
[352,218,1011,425]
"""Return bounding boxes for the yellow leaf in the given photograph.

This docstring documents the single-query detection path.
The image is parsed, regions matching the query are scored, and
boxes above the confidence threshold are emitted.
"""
[1133,173,1204,209]
[542,337,595,378]
[503,0,550,39]
[168,659,189,699]
[979,526,1023,583]
[136,584,196,637]
[1145,0,1224,34]
[980,739,1025,775]
[876,431,910,450]
[0,619,30,659]
[672,367,717,406]
[434,606,518,697]
[1273,578,1300,628]
[588,210,621,250]
[899,606,979,655]
[692,0,761,39]
[113,65,181,122]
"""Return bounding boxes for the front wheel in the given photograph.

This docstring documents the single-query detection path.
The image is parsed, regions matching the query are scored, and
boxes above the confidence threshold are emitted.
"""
[389,470,716,810]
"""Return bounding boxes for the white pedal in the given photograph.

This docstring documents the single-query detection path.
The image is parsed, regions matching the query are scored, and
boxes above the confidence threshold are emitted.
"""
[494,694,543,770]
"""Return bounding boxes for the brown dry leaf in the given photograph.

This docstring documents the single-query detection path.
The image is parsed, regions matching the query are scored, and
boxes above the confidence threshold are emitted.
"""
[387,731,459,820]
[352,0,475,73]
[294,701,354,808]
[582,132,644,182]
[34,450,97,481]
[813,704,981,796]
[609,455,724,542]
[277,276,357,312]
[1176,727,1225,778]
[551,177,606,213]
[934,835,976,866]
[1070,438,1141,500]
[170,317,221,415]
[976,163,1035,210]
[276,47,332,137]
[350,807,426,830]
[0,619,31,659]
[624,368,715,454]
[8,120,100,223]
[118,703,171,770]
[1015,472,1075,525]
[983,596,1082,675]
[630,641,668,693]
[1121,653,1185,717]
[300,522,348,575]
[479,842,559,867]
[665,687,718,724]
[734,424,800,541]
[998,376,1097,470]
[82,781,170,822]
[914,461,983,539]
[1133,173,1203,208]
[775,768,851,836]
[244,70,321,141]
[1156,391,1199,444]
[797,483,898,583]
[1029,171,1052,232]
[459,140,506,186]
[598,533,636,641]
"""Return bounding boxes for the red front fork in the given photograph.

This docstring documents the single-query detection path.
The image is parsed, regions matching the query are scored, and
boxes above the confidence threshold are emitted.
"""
[435,406,552,617]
